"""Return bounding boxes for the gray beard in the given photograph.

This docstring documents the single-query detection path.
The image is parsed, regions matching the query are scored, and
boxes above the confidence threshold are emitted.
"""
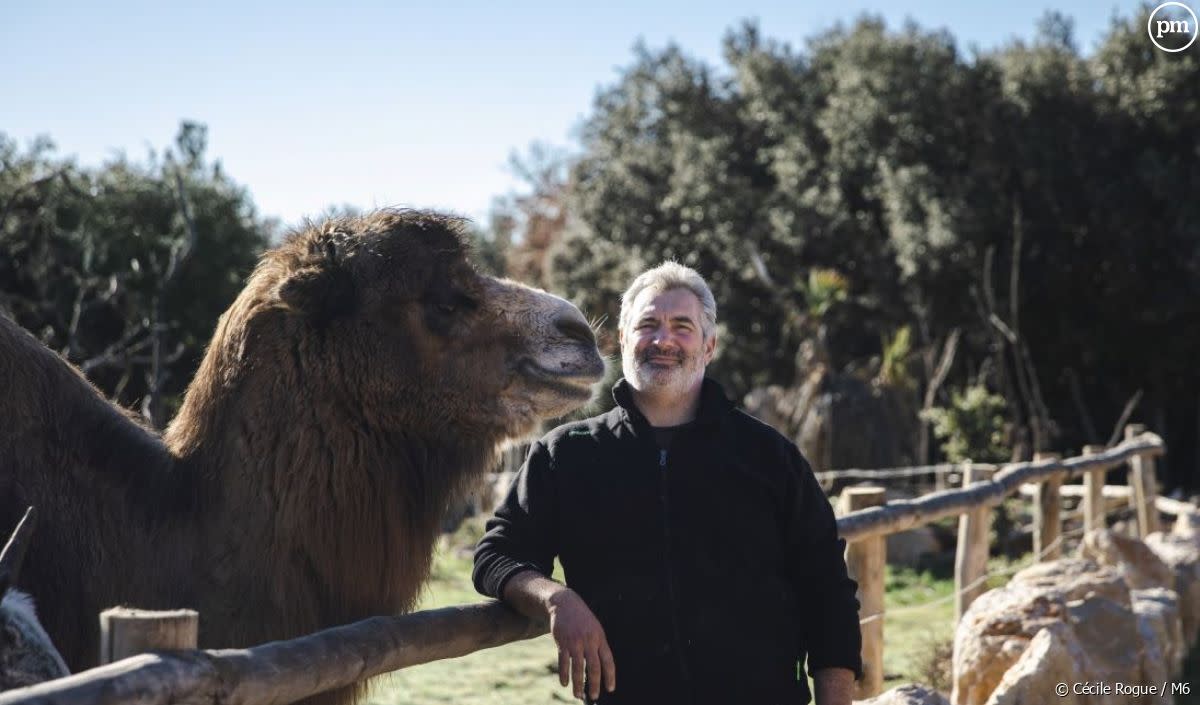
[621,351,704,398]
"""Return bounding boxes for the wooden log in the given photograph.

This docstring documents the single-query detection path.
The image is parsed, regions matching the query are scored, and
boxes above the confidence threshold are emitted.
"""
[1016,483,1194,517]
[1126,424,1160,536]
[0,601,547,705]
[955,464,994,622]
[837,433,1164,543]
[99,608,198,665]
[1081,445,1107,533]
[840,487,886,700]
[1032,452,1063,560]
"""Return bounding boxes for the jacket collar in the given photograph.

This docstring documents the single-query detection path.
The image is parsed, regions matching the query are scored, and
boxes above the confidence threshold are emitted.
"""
[611,376,735,430]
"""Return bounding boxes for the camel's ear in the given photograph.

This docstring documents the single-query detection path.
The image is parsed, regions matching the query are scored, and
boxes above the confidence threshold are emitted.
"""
[276,265,356,323]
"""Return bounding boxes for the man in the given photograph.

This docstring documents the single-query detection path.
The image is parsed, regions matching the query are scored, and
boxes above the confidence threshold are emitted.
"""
[473,262,861,705]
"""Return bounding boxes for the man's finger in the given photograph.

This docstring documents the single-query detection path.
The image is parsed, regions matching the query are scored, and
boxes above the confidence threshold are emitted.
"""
[586,647,602,701]
[572,650,586,699]
[599,641,617,693]
[558,649,570,687]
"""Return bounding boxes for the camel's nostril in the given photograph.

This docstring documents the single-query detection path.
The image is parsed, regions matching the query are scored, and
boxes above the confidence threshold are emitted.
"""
[556,315,596,347]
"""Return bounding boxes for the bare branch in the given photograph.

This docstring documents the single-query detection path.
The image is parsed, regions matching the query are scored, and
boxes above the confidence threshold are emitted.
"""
[79,324,150,373]
[923,329,961,411]
[987,313,1018,344]
[1107,389,1144,447]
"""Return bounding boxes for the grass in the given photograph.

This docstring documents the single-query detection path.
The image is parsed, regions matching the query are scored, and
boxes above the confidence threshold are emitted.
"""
[364,520,1004,704]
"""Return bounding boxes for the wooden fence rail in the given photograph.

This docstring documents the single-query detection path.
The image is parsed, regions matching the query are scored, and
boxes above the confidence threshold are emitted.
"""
[838,428,1168,698]
[0,429,1175,704]
[0,603,546,705]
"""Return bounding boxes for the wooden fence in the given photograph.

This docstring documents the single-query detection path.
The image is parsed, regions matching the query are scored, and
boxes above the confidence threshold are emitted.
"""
[836,423,1168,698]
[0,426,1174,704]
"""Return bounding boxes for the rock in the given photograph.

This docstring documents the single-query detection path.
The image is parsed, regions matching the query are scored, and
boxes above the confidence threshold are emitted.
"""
[952,584,1068,705]
[1077,529,1174,589]
[1133,588,1183,702]
[1064,594,1143,688]
[1172,510,1200,538]
[854,684,949,704]
[952,560,1133,705]
[1009,559,1130,606]
[1145,530,1200,645]
[984,623,1090,705]
[886,526,941,568]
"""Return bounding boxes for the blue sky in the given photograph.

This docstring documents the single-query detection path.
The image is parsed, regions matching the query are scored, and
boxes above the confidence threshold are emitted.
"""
[3,1,1140,229]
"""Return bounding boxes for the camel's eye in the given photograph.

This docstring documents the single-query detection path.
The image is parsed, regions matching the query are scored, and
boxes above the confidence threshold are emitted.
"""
[424,290,479,334]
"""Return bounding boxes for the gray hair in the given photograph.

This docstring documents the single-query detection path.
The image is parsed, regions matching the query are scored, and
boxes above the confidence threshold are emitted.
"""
[618,262,717,339]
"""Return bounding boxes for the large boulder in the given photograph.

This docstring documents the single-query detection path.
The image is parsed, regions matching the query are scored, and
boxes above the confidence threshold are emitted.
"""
[1008,558,1131,605]
[952,560,1136,705]
[983,623,1090,705]
[1133,588,1184,701]
[1077,529,1174,589]
[1145,525,1200,645]
[854,684,949,705]
[1064,593,1143,688]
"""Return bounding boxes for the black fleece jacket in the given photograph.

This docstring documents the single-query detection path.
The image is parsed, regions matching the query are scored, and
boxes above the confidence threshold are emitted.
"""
[473,378,862,705]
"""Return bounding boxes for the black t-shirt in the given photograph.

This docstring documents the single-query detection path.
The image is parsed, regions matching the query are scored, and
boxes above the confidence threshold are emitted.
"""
[652,421,694,451]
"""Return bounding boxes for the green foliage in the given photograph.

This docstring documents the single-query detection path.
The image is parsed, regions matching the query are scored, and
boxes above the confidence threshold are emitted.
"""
[922,385,1009,463]
[879,325,914,391]
[538,8,1199,475]
[0,123,271,420]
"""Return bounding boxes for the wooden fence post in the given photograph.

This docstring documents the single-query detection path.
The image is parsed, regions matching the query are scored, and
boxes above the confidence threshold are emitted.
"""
[99,609,199,665]
[1125,424,1160,537]
[840,487,886,700]
[1082,445,1107,533]
[955,463,994,622]
[1032,452,1062,560]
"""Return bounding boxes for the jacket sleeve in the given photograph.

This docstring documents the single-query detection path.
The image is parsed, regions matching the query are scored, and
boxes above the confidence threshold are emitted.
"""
[783,442,864,680]
[472,440,559,599]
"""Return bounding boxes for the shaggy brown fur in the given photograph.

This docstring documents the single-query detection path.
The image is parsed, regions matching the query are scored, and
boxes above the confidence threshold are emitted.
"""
[0,209,603,704]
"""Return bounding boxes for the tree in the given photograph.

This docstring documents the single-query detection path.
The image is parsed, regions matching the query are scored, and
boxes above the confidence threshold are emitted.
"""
[0,122,271,425]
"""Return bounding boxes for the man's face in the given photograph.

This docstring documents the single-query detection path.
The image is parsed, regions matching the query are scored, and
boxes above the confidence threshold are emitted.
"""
[620,286,716,398]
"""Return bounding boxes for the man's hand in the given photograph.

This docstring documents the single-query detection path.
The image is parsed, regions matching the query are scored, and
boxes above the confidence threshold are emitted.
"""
[547,589,616,701]
[502,570,616,701]
[812,666,856,705]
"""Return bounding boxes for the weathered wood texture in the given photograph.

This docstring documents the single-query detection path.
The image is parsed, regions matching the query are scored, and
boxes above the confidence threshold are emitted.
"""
[836,432,1164,543]
[1032,452,1063,561]
[1126,424,1161,537]
[100,608,198,665]
[840,487,886,700]
[1081,445,1107,532]
[1017,482,1191,516]
[0,602,547,705]
[954,464,994,621]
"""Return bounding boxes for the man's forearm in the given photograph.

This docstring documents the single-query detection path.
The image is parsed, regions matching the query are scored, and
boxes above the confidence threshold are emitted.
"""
[813,667,855,705]
[501,568,571,618]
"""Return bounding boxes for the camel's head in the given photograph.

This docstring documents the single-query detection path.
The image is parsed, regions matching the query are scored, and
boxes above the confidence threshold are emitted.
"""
[237,209,604,439]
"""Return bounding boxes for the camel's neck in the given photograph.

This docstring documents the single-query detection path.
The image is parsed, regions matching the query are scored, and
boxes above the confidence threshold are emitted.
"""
[164,356,498,632]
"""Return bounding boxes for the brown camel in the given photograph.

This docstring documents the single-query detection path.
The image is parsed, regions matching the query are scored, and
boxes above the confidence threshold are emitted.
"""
[0,209,604,703]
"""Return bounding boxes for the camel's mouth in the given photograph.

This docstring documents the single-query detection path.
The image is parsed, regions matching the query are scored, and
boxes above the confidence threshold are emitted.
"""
[518,359,604,400]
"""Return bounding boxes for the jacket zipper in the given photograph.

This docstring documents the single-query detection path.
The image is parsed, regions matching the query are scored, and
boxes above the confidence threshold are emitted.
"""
[658,448,692,691]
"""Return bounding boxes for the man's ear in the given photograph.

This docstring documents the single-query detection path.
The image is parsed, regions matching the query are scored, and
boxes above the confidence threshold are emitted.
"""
[276,264,355,324]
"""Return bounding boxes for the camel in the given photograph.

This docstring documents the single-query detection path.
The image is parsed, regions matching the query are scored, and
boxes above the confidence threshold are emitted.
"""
[0,209,604,703]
